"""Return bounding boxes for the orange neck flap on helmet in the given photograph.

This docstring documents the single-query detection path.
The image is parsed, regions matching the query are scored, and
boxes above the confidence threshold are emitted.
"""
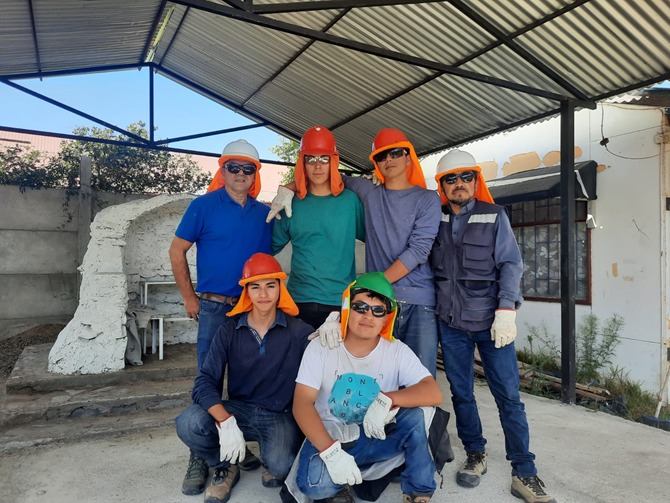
[226,270,299,317]
[207,155,262,198]
[339,280,397,342]
[435,165,495,206]
[369,129,427,189]
[294,153,344,200]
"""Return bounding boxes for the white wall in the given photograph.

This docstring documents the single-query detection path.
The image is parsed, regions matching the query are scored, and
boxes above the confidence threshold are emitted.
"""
[423,103,669,392]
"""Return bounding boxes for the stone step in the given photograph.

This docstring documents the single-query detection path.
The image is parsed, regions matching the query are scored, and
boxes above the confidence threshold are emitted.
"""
[6,343,197,394]
[0,401,184,455]
[0,342,198,454]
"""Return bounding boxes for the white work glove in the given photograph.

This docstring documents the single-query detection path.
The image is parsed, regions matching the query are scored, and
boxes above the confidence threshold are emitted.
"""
[363,172,382,186]
[217,415,246,464]
[307,312,342,349]
[266,186,294,222]
[319,441,362,486]
[363,392,399,440]
[491,309,517,348]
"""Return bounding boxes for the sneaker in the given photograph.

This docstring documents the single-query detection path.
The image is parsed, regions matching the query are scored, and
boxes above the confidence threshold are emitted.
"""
[456,451,487,488]
[204,465,240,503]
[239,446,261,471]
[315,485,354,503]
[402,493,431,503]
[181,451,209,495]
[511,475,557,503]
[261,468,283,488]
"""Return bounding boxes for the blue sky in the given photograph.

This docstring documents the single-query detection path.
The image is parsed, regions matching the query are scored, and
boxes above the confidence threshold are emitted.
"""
[0,68,287,161]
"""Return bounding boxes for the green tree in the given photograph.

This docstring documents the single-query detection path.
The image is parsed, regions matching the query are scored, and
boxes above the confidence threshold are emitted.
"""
[0,122,211,194]
[269,137,299,185]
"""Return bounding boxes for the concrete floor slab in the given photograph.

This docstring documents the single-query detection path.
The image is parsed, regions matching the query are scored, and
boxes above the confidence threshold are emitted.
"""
[1,371,668,503]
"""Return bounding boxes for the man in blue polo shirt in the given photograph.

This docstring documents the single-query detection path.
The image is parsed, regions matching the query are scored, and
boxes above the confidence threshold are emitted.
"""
[169,139,272,496]
[175,253,313,503]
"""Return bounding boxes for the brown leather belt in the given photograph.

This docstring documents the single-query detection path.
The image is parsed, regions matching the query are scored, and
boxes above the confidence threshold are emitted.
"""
[200,293,239,306]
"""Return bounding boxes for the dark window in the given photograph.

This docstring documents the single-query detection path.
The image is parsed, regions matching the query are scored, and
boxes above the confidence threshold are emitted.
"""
[508,199,590,303]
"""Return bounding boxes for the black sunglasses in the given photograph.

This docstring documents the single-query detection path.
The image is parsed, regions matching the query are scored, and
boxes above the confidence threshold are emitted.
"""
[350,301,388,318]
[443,171,476,184]
[373,147,407,164]
[225,162,257,175]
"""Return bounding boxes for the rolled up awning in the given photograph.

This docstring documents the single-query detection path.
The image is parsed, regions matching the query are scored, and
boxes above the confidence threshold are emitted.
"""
[487,160,598,205]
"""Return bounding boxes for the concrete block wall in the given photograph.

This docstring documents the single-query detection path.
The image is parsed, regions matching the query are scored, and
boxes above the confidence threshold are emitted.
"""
[0,185,146,339]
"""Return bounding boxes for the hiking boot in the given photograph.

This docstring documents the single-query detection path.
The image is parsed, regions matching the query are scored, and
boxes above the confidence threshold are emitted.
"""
[511,475,557,503]
[261,467,283,488]
[402,493,431,503]
[239,446,261,471]
[315,485,354,503]
[204,465,240,503]
[181,451,208,495]
[456,451,487,488]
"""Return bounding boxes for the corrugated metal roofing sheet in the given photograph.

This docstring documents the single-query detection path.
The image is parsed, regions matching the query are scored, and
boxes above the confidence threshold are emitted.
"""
[1,0,670,169]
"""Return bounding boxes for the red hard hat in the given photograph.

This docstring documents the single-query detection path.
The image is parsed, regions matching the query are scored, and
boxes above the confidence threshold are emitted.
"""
[371,128,408,152]
[300,126,337,155]
[240,253,284,285]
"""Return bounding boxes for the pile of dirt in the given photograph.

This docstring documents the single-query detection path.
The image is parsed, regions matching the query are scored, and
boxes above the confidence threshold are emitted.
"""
[0,324,64,378]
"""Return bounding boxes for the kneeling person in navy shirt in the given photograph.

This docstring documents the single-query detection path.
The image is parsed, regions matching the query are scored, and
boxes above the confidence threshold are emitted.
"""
[176,253,313,503]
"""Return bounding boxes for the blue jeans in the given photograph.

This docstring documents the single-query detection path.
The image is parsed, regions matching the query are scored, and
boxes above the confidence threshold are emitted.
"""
[296,408,436,500]
[393,302,438,377]
[295,302,340,330]
[437,321,537,477]
[196,298,233,369]
[176,401,303,478]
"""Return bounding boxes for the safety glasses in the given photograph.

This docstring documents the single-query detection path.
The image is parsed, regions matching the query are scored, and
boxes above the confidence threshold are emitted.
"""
[350,301,388,318]
[304,155,331,165]
[225,162,257,175]
[373,147,407,164]
[442,171,476,184]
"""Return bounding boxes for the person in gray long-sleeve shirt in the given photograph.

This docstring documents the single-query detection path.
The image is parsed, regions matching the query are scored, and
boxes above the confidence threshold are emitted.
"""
[430,149,556,503]
[342,128,441,376]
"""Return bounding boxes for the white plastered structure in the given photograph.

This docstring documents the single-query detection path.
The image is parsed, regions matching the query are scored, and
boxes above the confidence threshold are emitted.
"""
[48,194,195,375]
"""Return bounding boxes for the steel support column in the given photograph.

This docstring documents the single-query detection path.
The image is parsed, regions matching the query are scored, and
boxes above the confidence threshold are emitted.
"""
[560,100,577,404]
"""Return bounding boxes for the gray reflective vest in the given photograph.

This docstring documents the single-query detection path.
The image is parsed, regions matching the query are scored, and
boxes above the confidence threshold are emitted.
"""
[431,200,504,332]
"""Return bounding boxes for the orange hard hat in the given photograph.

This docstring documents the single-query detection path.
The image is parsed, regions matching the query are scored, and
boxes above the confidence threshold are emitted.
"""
[300,126,337,155]
[239,253,285,285]
[227,253,299,317]
[371,128,408,152]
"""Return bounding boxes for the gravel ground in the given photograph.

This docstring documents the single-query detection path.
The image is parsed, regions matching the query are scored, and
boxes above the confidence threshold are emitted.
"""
[0,324,64,378]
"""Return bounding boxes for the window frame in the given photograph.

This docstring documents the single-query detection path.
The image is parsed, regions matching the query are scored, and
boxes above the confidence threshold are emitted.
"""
[507,199,591,305]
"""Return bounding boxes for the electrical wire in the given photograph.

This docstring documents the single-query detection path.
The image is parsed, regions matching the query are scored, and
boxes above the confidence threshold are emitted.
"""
[599,106,659,160]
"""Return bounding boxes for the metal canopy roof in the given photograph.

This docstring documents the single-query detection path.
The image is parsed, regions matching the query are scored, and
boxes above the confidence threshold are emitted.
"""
[2,0,670,170]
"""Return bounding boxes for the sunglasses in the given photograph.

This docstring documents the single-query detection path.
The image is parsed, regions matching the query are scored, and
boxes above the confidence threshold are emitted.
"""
[373,147,407,164]
[304,155,331,165]
[225,162,257,175]
[350,301,388,318]
[442,171,476,184]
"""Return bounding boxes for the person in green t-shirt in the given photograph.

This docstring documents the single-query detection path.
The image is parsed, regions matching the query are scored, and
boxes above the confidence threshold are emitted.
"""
[271,126,365,329]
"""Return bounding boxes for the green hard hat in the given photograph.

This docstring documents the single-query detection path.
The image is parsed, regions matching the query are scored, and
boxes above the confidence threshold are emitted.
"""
[350,272,397,311]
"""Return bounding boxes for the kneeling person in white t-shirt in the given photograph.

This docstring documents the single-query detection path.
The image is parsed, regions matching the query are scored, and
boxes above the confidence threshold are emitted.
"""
[291,272,443,503]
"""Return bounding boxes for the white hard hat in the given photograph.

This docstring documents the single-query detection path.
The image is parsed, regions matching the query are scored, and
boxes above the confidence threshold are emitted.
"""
[221,139,259,162]
[436,149,477,176]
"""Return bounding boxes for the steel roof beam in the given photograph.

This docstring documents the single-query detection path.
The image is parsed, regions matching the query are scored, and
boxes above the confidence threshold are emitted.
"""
[27,0,43,76]
[153,123,265,146]
[241,8,349,108]
[0,63,150,81]
[252,0,443,14]
[141,0,170,63]
[0,125,294,166]
[447,0,592,103]
[0,80,148,144]
[173,0,570,101]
